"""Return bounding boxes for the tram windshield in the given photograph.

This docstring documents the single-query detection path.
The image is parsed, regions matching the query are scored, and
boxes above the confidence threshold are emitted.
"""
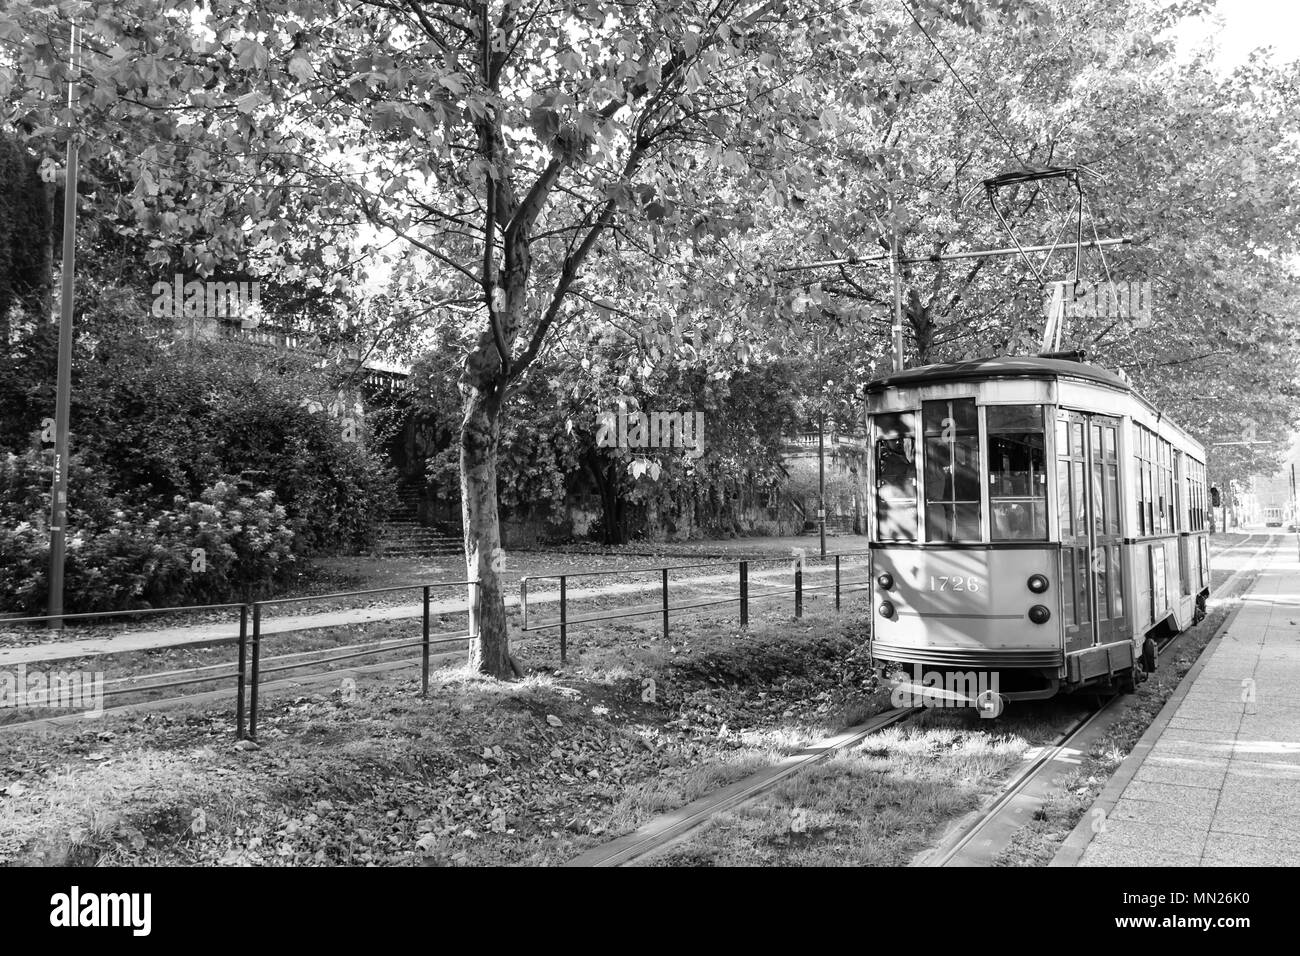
[988,405,1047,540]
[874,412,918,540]
[873,402,1047,542]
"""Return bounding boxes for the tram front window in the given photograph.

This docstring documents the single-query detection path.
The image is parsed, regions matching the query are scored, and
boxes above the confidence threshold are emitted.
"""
[923,399,980,541]
[988,405,1048,540]
[875,412,918,541]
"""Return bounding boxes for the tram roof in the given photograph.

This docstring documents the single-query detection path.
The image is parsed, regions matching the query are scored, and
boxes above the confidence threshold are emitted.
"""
[863,355,1131,395]
[864,355,1206,457]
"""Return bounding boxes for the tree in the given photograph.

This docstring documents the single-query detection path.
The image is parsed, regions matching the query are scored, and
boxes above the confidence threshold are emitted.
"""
[763,0,1300,484]
[1,0,1040,675]
[0,129,51,339]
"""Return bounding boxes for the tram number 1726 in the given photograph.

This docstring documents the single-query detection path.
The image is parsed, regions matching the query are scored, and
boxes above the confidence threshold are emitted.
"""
[928,576,981,592]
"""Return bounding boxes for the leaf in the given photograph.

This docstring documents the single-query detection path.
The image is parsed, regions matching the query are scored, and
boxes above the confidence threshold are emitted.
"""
[287,53,315,82]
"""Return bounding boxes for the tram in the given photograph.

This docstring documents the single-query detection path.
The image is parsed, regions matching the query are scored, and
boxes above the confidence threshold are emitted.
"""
[866,352,1210,704]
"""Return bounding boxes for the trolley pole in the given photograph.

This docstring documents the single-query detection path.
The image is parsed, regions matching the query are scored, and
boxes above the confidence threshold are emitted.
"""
[46,23,81,628]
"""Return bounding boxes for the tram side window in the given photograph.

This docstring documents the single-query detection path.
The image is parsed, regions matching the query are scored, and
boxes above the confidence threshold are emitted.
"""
[875,412,918,541]
[1136,426,1156,536]
[1164,440,1175,532]
[923,399,980,541]
[1195,459,1206,530]
[988,405,1047,540]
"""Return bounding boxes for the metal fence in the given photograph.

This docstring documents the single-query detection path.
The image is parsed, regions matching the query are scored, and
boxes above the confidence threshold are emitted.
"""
[3,548,873,739]
[0,581,479,741]
[241,580,478,739]
[519,551,873,663]
[0,601,249,721]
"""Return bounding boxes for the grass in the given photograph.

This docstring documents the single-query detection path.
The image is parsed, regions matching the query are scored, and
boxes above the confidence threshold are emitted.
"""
[634,698,1092,866]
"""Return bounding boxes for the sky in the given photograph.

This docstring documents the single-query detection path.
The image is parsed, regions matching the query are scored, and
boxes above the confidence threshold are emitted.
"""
[1170,0,1300,70]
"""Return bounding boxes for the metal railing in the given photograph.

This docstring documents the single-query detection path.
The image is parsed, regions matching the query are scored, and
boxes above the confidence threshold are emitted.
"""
[519,552,873,663]
[0,581,479,741]
[0,601,249,725]
[243,580,478,739]
[3,548,874,738]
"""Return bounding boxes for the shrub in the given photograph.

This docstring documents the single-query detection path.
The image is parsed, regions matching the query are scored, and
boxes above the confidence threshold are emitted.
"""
[0,450,297,614]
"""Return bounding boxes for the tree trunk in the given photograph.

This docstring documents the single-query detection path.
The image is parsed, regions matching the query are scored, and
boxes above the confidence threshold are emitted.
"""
[460,383,511,678]
[583,449,627,546]
[907,289,935,365]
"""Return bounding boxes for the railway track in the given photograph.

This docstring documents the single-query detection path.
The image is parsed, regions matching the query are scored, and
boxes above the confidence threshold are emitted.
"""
[917,531,1279,867]
[564,705,919,867]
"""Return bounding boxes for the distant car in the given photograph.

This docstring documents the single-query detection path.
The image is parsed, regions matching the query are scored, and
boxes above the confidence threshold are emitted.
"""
[1288,523,1298,533]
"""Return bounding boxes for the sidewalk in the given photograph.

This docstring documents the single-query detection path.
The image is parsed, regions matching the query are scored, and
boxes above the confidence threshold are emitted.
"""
[0,560,834,668]
[1053,540,1300,866]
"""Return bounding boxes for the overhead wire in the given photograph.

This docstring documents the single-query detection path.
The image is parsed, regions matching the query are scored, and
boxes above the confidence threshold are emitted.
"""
[897,0,1027,169]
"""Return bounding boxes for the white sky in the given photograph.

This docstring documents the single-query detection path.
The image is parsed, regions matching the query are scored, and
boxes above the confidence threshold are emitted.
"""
[1170,0,1300,70]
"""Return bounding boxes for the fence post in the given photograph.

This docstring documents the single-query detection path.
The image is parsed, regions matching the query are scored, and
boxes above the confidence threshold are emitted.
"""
[835,555,841,611]
[795,563,803,619]
[739,561,749,627]
[236,604,248,740]
[662,567,669,640]
[559,575,568,665]
[520,577,529,631]
[249,602,261,741]
[421,585,430,697]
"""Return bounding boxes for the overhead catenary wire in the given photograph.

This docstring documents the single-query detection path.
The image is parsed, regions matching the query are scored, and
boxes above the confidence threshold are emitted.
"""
[897,0,1027,169]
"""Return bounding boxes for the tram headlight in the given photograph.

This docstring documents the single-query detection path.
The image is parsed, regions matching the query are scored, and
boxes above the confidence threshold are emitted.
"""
[879,600,896,620]
[1027,573,1049,594]
[1028,604,1052,625]
[877,572,895,591]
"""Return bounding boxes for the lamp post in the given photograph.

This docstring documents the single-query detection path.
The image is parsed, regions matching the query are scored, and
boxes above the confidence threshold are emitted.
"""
[46,22,81,628]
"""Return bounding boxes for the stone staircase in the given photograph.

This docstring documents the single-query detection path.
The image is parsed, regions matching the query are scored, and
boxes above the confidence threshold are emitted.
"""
[378,487,462,558]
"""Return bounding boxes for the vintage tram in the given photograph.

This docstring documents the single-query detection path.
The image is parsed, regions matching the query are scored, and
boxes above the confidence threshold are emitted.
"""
[866,352,1211,705]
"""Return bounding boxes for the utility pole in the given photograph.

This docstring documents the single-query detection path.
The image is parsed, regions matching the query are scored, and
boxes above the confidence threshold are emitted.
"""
[1291,463,1297,560]
[47,23,80,628]
[818,407,826,557]
[816,330,826,557]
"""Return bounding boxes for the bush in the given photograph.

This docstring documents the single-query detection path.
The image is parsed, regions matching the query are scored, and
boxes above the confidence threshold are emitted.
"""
[1,322,397,613]
[0,450,296,614]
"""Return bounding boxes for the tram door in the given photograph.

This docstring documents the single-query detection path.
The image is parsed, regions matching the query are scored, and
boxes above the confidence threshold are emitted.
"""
[1057,412,1127,653]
